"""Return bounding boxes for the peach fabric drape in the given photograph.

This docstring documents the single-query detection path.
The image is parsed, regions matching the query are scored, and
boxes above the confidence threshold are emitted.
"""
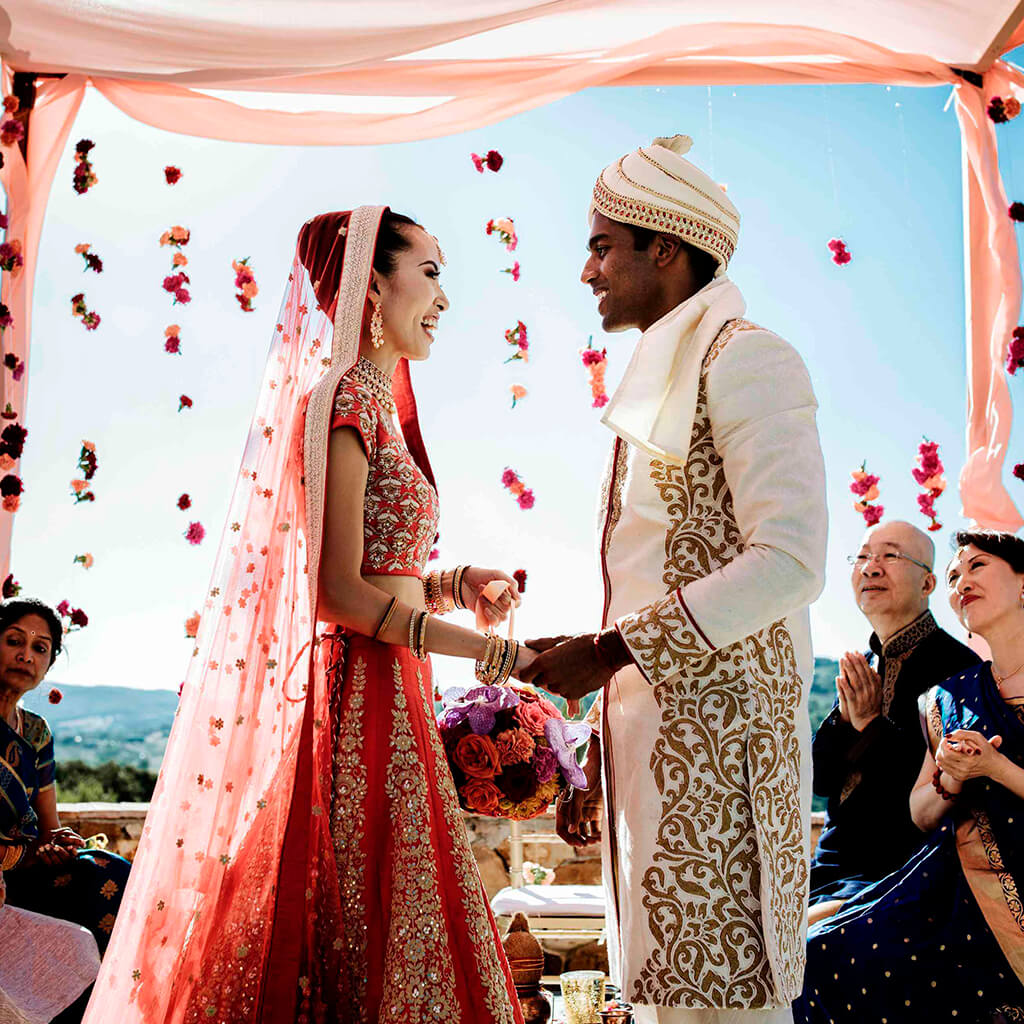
[1,10,1024,583]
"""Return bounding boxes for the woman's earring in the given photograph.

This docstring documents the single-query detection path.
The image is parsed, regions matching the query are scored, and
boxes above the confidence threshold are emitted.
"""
[370,301,384,349]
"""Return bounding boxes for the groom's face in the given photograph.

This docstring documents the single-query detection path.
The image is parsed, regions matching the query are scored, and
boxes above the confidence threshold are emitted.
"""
[581,213,658,332]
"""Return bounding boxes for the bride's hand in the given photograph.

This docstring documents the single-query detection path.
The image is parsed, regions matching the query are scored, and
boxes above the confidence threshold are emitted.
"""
[511,644,537,680]
[461,567,521,626]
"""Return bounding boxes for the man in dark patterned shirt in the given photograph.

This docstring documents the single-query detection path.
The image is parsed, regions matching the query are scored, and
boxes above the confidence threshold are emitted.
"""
[809,519,979,924]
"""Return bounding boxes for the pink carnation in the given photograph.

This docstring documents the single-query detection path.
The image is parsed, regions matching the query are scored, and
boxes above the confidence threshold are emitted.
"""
[863,504,884,527]
[581,348,604,366]
[517,489,535,510]
[532,746,558,783]
[501,468,518,487]
[185,521,205,545]
[849,474,879,497]
[174,288,191,304]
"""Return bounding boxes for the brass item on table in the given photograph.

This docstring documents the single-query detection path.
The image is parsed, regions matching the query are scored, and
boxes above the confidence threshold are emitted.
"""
[598,1009,634,1024]
[559,970,606,1024]
[502,913,551,1023]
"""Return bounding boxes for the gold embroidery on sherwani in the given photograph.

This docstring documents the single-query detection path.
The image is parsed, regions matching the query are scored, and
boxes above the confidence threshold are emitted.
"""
[330,655,369,1016]
[617,594,708,682]
[598,438,628,560]
[381,660,460,1021]
[630,318,805,1007]
[418,669,517,1024]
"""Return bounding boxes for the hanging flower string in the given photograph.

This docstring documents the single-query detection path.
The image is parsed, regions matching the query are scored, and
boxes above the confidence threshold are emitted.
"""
[504,321,528,363]
[185,521,205,546]
[160,226,191,304]
[988,96,1022,124]
[828,238,851,266]
[2,575,19,599]
[501,261,521,282]
[177,493,191,510]
[74,243,103,273]
[486,217,518,252]
[72,140,97,195]
[1008,326,1024,374]
[580,338,609,408]
[0,419,26,512]
[165,325,182,354]
[70,293,101,330]
[70,440,97,504]
[55,600,88,631]
[73,553,94,569]
[232,258,258,312]
[164,166,183,185]
[912,439,946,532]
[4,355,23,380]
[509,384,527,409]
[178,394,192,412]
[513,569,527,593]
[0,95,22,148]
[471,150,504,173]
[850,462,883,526]
[184,612,200,639]
[502,468,535,510]
[0,240,23,275]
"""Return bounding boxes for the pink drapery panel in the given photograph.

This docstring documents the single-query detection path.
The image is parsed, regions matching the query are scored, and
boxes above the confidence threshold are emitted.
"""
[0,71,87,582]
[955,63,1024,531]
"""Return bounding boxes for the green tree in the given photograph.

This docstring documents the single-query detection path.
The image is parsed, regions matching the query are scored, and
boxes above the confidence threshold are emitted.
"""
[56,760,158,803]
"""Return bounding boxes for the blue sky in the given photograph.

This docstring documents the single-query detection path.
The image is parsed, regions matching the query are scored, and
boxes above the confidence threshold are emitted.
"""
[12,66,1024,691]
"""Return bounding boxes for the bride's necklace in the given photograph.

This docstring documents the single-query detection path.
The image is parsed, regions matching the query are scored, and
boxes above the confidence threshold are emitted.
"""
[992,655,1024,688]
[351,357,395,413]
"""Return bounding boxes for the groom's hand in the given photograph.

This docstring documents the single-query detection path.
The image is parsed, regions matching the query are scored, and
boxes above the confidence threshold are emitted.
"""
[557,740,603,847]
[519,629,632,701]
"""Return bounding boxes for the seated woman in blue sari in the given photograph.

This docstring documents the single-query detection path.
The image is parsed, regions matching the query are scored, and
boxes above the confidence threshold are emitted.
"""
[0,598,131,958]
[795,529,1024,1022]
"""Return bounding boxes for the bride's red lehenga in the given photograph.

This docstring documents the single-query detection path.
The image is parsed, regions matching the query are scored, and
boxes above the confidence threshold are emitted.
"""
[82,208,524,1024]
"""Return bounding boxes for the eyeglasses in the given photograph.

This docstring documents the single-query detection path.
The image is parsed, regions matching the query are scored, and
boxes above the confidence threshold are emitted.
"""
[847,551,933,573]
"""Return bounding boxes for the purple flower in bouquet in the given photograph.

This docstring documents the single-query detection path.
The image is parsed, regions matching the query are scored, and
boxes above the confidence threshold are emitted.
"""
[544,718,591,788]
[532,745,559,784]
[440,684,521,736]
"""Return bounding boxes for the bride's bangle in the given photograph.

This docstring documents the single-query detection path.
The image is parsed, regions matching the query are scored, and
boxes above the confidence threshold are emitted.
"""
[452,565,469,610]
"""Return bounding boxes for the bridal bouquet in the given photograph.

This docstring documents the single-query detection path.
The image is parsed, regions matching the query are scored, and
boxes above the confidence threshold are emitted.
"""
[438,684,591,821]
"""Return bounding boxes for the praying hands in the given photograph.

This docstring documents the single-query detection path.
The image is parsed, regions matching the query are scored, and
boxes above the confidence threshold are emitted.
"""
[836,651,882,731]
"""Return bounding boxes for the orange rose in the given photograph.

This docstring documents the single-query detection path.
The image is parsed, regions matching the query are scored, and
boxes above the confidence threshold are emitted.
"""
[514,701,552,737]
[461,778,502,815]
[453,733,501,779]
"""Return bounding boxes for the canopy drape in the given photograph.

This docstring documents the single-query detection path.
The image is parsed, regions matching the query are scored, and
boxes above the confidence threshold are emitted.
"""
[1,1,1024,582]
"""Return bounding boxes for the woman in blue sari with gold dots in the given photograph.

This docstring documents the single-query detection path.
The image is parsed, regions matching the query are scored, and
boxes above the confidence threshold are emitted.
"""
[795,530,1024,1022]
[0,598,131,959]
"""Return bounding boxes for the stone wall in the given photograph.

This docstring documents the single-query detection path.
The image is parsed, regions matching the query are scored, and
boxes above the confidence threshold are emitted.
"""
[60,803,826,890]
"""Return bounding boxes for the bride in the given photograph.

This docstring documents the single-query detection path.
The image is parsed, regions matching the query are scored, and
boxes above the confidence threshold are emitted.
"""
[85,208,534,1023]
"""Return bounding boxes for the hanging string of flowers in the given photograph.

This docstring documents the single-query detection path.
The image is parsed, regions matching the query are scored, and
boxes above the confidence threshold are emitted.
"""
[504,321,528,363]
[486,217,518,252]
[509,384,527,408]
[160,226,191,304]
[178,394,192,411]
[55,600,88,631]
[73,553,94,569]
[0,420,26,513]
[513,569,527,592]
[828,238,851,266]
[471,150,504,173]
[70,293,101,330]
[232,258,258,311]
[580,338,609,408]
[177,493,191,510]
[912,439,946,532]
[0,239,23,275]
[164,166,183,185]
[1007,326,1024,373]
[850,462,883,526]
[1,575,18,598]
[70,440,97,504]
[185,521,206,545]
[74,243,103,273]
[72,140,97,195]
[0,95,22,148]
[502,468,535,510]
[184,611,200,638]
[165,324,182,354]
[3,354,23,380]
[501,261,521,282]
[988,96,1022,124]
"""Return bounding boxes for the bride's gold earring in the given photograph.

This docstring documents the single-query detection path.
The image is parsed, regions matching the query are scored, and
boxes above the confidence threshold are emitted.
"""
[370,301,384,349]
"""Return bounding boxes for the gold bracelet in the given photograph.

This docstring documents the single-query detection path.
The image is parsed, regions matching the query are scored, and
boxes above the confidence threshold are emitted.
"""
[485,636,507,683]
[453,565,468,610]
[474,633,498,682]
[414,610,430,662]
[373,596,399,640]
[497,639,519,685]
[407,608,419,653]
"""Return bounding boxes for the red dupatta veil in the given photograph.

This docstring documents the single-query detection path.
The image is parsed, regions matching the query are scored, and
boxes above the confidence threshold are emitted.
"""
[84,207,434,1023]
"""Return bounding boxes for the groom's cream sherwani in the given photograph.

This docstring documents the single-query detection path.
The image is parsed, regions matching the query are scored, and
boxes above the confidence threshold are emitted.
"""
[594,276,827,1011]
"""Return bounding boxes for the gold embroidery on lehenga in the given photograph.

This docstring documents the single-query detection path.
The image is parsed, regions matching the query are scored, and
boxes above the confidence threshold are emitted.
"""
[381,659,461,1021]
[417,669,517,1024]
[629,319,805,1007]
[330,655,369,1015]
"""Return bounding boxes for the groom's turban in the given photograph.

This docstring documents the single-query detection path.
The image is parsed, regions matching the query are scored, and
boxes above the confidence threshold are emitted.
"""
[590,134,740,277]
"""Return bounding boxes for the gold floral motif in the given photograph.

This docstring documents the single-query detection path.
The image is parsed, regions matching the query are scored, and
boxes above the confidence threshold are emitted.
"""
[975,808,1024,931]
[380,660,461,1021]
[330,656,369,1016]
[418,668,518,1024]
[630,320,806,1007]
[617,593,710,683]
[597,438,628,563]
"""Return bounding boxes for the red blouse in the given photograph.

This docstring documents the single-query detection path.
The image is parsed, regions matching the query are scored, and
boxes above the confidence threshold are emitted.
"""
[331,370,439,577]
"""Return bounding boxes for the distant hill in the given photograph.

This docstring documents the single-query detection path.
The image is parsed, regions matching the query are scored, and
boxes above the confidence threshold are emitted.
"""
[13,662,840,779]
[20,683,178,771]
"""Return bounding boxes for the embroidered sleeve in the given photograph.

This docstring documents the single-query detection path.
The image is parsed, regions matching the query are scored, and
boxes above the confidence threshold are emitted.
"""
[615,587,715,685]
[331,382,378,461]
[678,329,827,650]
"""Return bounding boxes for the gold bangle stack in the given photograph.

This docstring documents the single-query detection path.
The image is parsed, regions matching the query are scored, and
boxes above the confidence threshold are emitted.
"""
[474,635,519,685]
[407,609,430,662]
[373,596,399,640]
[422,570,453,615]
[452,565,469,610]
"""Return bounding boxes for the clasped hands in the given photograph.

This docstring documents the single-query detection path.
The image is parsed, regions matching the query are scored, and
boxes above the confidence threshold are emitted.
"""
[34,826,85,866]
[836,651,883,732]
[934,729,1007,794]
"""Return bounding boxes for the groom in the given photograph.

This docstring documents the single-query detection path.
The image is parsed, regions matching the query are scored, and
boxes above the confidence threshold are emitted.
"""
[522,136,827,1023]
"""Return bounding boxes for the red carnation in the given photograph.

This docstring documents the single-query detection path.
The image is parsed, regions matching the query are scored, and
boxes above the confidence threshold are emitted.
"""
[517,489,535,510]
[174,288,191,304]
[165,336,181,354]
[0,119,24,147]
[177,493,191,510]
[989,97,1009,124]
[47,687,62,704]
[0,474,23,497]
[1015,463,1024,481]
[863,504,884,527]
[178,395,192,411]
[0,304,14,329]
[513,569,527,592]
[2,574,19,598]
[185,521,205,545]
[1011,202,1024,222]
[164,166,183,185]
[69,608,88,628]
[485,150,504,172]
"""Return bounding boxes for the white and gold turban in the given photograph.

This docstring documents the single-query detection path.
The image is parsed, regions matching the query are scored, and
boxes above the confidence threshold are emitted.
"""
[590,135,740,276]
